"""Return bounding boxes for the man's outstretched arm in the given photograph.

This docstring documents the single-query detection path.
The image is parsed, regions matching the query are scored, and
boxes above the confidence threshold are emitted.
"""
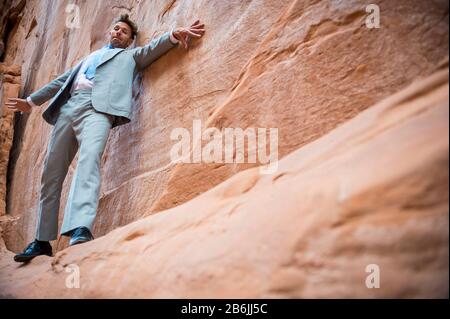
[29,67,74,106]
[131,32,178,70]
[131,20,205,70]
[5,67,73,113]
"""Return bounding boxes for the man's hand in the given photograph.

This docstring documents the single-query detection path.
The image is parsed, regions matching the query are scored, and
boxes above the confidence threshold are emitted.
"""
[5,98,32,113]
[173,20,205,49]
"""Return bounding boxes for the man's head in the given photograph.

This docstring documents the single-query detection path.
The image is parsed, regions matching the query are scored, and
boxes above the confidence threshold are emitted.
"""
[109,13,138,49]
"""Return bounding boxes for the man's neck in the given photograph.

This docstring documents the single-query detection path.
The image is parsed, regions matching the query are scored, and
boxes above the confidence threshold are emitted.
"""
[108,43,129,50]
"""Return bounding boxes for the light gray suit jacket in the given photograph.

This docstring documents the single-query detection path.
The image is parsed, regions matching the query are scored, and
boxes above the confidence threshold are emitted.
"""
[29,32,176,128]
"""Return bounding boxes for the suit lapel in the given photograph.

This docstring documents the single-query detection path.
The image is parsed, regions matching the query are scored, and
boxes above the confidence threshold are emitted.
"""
[97,48,124,69]
[67,58,85,84]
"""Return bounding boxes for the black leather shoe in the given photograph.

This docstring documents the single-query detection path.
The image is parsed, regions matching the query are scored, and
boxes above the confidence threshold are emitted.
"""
[14,239,52,263]
[69,227,94,246]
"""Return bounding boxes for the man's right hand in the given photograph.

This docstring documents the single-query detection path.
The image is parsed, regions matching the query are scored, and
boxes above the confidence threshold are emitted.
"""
[5,98,32,113]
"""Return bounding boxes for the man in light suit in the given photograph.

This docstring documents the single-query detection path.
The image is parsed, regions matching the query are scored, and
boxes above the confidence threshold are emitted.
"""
[6,14,205,262]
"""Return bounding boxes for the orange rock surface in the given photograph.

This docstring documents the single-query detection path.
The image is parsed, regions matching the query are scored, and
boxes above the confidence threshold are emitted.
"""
[0,0,448,298]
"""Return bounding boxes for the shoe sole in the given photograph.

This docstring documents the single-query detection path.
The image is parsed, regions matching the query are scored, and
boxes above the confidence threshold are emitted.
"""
[14,255,35,263]
[14,253,52,263]
[69,238,93,246]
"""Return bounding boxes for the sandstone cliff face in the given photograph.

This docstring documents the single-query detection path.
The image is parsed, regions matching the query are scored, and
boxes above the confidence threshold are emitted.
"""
[0,64,21,219]
[0,67,448,298]
[0,0,448,298]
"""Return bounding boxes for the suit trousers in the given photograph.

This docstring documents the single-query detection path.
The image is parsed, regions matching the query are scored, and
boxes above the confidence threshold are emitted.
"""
[35,88,115,241]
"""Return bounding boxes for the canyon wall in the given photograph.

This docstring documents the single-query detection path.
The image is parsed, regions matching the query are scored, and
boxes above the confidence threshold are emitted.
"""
[0,0,448,297]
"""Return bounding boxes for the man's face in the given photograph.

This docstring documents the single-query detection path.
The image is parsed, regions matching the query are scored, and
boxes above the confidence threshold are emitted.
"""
[109,22,133,48]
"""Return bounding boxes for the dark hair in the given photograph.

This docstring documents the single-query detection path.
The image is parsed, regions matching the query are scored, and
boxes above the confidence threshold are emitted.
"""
[114,13,138,39]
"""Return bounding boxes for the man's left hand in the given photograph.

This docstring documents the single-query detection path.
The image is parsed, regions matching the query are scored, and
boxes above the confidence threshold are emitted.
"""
[173,20,205,49]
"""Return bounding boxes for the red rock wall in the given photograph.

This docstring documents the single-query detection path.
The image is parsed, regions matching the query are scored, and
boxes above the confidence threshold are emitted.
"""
[0,64,21,217]
[0,67,447,298]
[0,0,448,266]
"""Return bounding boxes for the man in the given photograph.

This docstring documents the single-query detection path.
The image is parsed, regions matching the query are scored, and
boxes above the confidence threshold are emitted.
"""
[5,14,205,262]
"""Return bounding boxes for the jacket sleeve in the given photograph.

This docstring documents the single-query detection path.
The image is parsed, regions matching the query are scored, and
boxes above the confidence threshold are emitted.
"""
[130,32,177,70]
[28,67,73,106]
